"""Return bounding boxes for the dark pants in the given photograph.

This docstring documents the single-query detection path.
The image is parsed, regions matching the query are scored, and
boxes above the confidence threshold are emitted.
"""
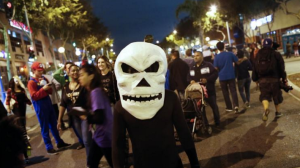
[286,50,291,58]
[88,140,113,168]
[259,81,283,105]
[220,79,239,109]
[237,77,251,103]
[12,103,27,134]
[205,91,220,124]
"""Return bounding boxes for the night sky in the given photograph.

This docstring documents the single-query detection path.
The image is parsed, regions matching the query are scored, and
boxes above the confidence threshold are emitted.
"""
[91,0,186,53]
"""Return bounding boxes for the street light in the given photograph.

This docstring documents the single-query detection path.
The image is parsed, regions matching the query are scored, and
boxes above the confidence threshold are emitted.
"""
[110,49,113,52]
[205,37,210,42]
[110,44,113,47]
[58,47,65,53]
[173,30,177,35]
[92,55,96,59]
[156,40,159,44]
[75,48,81,56]
[106,38,110,42]
[210,5,217,14]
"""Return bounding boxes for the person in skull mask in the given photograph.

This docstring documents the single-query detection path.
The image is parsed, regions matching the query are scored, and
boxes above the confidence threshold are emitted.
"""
[112,42,200,168]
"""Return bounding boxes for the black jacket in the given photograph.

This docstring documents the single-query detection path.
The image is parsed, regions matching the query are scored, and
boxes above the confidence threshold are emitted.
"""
[236,58,252,80]
[252,47,287,82]
[169,58,190,91]
[190,61,218,92]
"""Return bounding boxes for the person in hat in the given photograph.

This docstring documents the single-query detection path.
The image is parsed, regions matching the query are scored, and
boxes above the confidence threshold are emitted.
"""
[27,62,70,155]
[252,38,287,121]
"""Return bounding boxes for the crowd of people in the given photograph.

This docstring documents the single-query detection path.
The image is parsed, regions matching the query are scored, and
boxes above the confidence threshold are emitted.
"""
[0,37,290,168]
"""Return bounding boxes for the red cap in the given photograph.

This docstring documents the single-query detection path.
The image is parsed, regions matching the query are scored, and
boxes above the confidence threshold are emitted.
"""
[31,62,45,71]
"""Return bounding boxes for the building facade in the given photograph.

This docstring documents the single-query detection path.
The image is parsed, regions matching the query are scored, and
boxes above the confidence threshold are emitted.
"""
[0,11,77,90]
[244,0,300,52]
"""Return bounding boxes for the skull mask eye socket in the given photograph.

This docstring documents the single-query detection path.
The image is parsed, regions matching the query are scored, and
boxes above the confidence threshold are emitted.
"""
[121,63,139,74]
[145,62,159,73]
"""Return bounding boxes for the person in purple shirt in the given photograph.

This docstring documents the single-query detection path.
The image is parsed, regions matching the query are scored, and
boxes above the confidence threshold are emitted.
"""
[214,42,240,113]
[77,64,113,168]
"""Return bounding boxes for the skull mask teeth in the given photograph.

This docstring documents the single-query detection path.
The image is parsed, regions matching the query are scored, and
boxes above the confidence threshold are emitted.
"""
[115,42,167,120]
[123,93,163,102]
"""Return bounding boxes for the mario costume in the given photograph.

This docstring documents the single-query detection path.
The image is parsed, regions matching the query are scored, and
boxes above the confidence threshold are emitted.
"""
[27,62,68,152]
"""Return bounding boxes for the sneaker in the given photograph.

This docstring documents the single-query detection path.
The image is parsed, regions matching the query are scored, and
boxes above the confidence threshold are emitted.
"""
[76,144,85,150]
[47,149,58,155]
[234,107,239,114]
[226,109,233,112]
[57,142,71,149]
[275,112,283,118]
[262,109,270,121]
[245,102,250,108]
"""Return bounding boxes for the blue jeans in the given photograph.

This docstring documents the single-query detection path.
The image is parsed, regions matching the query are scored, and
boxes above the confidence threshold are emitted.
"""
[237,77,251,103]
[73,116,92,162]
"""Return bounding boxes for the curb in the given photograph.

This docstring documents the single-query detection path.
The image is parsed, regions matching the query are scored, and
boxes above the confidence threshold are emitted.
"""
[288,73,300,101]
[287,73,300,92]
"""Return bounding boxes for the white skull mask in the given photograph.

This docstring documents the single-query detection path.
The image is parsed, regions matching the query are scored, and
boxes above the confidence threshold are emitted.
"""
[115,42,167,120]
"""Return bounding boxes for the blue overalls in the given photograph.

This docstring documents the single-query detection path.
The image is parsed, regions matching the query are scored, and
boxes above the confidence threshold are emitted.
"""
[30,77,63,150]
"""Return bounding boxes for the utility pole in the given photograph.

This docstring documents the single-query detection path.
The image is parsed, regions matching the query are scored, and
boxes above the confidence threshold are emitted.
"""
[22,0,35,76]
[226,21,231,47]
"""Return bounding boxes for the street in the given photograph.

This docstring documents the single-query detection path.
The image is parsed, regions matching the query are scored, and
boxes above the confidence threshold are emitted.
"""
[24,58,300,168]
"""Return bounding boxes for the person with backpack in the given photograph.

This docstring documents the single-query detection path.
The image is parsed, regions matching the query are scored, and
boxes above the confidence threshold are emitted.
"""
[252,38,288,121]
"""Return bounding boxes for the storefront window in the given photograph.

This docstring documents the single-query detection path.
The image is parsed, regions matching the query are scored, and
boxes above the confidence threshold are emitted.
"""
[9,31,22,52]
[35,40,44,56]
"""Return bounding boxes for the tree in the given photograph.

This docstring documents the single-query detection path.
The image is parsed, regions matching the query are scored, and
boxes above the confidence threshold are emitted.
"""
[72,1,108,59]
[25,0,89,69]
[202,11,227,41]
[176,0,207,46]
[275,0,300,20]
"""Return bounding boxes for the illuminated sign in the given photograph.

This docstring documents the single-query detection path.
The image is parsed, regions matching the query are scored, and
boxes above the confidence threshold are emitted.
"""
[9,20,32,33]
[250,15,273,30]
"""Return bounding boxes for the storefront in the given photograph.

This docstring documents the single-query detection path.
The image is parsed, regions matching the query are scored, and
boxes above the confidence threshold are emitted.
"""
[282,29,300,53]
[244,0,300,52]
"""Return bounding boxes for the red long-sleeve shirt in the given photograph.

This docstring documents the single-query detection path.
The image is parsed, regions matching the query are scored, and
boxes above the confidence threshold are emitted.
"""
[27,77,52,101]
[5,88,32,106]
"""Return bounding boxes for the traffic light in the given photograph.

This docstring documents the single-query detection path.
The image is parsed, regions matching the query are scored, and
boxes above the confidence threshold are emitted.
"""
[4,1,14,19]
[28,47,35,62]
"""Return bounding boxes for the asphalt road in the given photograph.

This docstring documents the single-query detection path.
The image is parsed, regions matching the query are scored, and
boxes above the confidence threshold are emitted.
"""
[23,57,300,168]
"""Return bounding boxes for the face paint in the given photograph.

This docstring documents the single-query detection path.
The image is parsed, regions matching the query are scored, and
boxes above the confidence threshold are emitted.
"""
[115,42,167,120]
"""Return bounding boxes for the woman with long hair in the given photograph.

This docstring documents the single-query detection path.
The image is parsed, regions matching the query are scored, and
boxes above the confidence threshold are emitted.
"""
[6,76,32,135]
[57,64,92,165]
[96,56,119,105]
[78,64,113,168]
[5,76,32,163]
